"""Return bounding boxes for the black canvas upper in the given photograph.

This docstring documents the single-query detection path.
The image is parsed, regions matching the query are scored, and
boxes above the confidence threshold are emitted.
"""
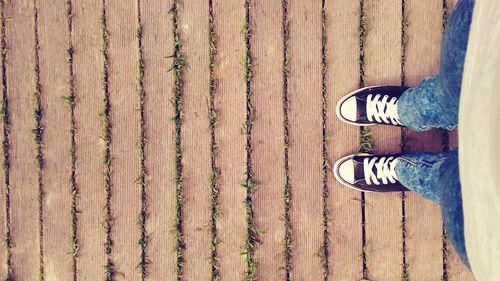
[339,86,409,125]
[337,154,409,193]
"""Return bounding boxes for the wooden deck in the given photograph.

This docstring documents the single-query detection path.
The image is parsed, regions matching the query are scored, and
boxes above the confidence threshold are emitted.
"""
[0,0,476,280]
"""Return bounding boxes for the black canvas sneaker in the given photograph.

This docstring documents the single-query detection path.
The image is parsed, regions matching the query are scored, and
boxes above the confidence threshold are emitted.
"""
[333,153,409,192]
[336,86,409,126]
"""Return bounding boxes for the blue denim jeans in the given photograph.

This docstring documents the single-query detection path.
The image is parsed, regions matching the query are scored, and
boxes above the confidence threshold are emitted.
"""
[395,0,474,267]
[396,151,468,267]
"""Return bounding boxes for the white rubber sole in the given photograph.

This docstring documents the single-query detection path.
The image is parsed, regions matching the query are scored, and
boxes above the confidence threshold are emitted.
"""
[332,153,373,193]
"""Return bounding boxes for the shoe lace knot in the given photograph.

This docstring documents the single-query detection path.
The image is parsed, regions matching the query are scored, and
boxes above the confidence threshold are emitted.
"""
[366,94,402,125]
[364,156,399,185]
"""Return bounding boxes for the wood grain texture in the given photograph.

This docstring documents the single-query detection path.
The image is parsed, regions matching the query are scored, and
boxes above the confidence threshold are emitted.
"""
[73,0,107,279]
[251,0,285,278]
[448,247,476,281]
[0,1,479,280]
[363,0,403,280]
[326,0,364,280]
[213,0,247,278]
[404,1,445,280]
[38,0,73,279]
[448,0,459,12]
[178,0,212,279]
[107,0,141,279]
[141,0,176,279]
[6,0,40,279]
[288,0,324,279]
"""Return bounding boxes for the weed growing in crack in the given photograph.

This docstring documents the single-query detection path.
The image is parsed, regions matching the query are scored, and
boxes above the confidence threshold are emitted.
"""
[135,3,150,279]
[169,1,186,279]
[281,0,292,279]
[208,1,221,280]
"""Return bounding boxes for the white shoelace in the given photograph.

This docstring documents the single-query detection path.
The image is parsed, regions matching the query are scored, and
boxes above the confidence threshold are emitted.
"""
[363,157,399,185]
[366,94,403,125]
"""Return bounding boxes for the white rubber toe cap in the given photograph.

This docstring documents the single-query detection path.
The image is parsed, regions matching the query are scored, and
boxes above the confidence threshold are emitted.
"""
[337,96,357,123]
[334,158,355,185]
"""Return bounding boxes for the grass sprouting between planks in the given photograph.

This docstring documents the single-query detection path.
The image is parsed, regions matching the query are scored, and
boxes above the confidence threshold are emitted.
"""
[100,1,115,280]
[135,1,149,279]
[400,1,409,280]
[281,0,292,279]
[400,1,408,87]
[441,1,450,279]
[241,1,260,280]
[442,0,449,32]
[208,1,221,280]
[64,0,79,279]
[169,1,186,280]
[0,0,13,280]
[358,0,371,155]
[442,227,449,281]
[32,1,46,279]
[358,0,369,279]
[320,0,330,279]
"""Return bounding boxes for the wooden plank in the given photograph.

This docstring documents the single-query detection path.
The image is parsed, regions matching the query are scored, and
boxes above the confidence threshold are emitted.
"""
[106,0,141,279]
[251,0,285,278]
[73,0,106,279]
[6,0,40,279]
[141,0,176,279]
[38,0,73,279]
[404,1,445,280]
[178,0,212,279]
[288,0,323,279]
[326,0,364,279]
[448,248,476,281]
[363,0,403,280]
[213,0,247,278]
[448,0,459,12]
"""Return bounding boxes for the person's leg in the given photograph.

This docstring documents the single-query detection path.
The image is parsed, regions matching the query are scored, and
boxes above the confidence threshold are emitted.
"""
[397,0,474,131]
[333,150,452,195]
[396,150,469,265]
[437,150,469,266]
[395,151,453,203]
[397,76,456,131]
